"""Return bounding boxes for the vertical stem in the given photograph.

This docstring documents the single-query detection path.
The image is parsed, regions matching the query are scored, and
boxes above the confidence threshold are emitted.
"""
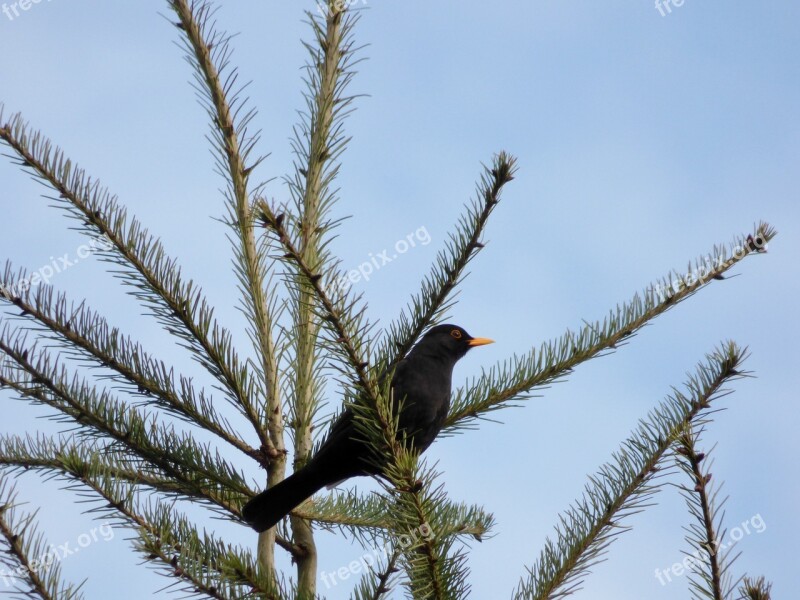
[291,296,319,596]
[257,529,276,577]
[168,3,287,577]
[677,432,724,600]
[289,4,349,595]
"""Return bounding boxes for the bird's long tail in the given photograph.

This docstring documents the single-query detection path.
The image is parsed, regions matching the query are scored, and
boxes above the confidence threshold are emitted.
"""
[242,466,324,533]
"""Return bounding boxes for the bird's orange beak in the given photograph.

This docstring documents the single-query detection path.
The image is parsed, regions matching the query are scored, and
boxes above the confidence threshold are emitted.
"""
[467,337,494,347]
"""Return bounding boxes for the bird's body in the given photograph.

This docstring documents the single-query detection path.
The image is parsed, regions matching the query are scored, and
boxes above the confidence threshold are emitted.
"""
[242,324,492,532]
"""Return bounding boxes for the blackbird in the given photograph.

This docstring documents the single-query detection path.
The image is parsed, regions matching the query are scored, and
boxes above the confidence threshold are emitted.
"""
[242,324,493,532]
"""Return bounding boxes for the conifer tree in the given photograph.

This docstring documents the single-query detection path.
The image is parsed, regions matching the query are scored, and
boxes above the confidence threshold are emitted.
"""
[0,2,776,598]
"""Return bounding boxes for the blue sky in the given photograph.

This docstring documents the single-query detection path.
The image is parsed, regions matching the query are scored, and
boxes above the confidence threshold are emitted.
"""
[0,1,797,598]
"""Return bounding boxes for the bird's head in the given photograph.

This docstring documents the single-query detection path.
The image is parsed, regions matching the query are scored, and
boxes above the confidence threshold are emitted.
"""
[417,324,494,362]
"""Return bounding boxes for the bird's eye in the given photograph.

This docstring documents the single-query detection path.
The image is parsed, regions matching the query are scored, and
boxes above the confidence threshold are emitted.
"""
[450,329,462,339]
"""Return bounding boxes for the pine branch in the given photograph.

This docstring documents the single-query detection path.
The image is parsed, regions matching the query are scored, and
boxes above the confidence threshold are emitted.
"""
[257,197,378,399]
[394,470,471,600]
[0,330,250,514]
[675,427,740,599]
[8,450,278,600]
[373,450,470,600]
[42,465,240,599]
[0,106,266,450]
[447,222,775,432]
[280,3,364,592]
[738,576,772,600]
[375,152,517,374]
[0,434,178,492]
[136,503,289,600]
[0,264,257,461]
[251,5,375,407]
[0,440,298,599]
[0,434,302,560]
[350,548,401,600]
[513,341,748,600]
[0,475,85,600]
[286,3,346,588]
[168,0,282,468]
[293,489,492,545]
